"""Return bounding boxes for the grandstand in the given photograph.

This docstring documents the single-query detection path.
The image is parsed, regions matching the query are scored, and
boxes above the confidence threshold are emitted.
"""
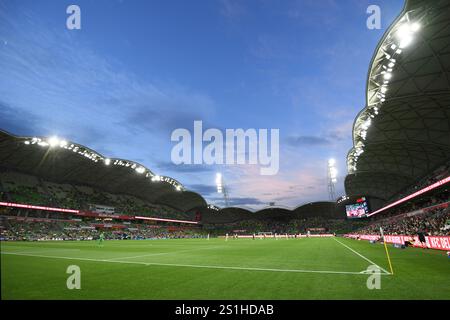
[340,0,450,250]
[1,0,449,301]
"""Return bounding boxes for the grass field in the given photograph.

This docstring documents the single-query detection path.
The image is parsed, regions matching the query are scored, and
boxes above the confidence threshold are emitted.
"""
[1,237,449,300]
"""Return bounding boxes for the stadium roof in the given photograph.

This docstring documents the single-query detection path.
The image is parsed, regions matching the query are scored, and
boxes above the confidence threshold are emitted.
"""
[345,0,450,201]
[201,202,339,224]
[0,130,207,212]
[0,129,338,217]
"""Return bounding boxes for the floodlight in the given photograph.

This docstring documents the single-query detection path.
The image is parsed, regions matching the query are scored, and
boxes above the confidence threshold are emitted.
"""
[384,73,392,80]
[399,35,413,48]
[48,136,60,147]
[135,167,145,174]
[38,141,49,147]
[215,173,223,187]
[105,158,111,165]
[411,23,420,32]
[396,23,420,46]
[396,24,411,40]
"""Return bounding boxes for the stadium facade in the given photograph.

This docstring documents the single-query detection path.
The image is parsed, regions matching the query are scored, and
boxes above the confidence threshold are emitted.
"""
[345,0,450,207]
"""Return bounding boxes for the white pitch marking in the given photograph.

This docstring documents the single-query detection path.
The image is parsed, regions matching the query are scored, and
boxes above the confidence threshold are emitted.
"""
[333,238,390,274]
[103,246,225,261]
[1,251,390,276]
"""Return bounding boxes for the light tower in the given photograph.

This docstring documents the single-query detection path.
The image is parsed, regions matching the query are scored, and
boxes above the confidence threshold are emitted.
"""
[327,159,338,201]
[216,173,230,207]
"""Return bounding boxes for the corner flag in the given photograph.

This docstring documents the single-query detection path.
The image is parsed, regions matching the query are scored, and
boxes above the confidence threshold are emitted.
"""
[380,227,394,275]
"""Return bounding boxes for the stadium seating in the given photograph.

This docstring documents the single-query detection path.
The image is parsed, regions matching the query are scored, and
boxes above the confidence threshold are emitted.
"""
[0,216,207,241]
[0,170,191,220]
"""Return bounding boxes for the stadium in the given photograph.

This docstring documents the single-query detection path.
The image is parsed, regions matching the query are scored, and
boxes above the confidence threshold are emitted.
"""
[1,0,450,302]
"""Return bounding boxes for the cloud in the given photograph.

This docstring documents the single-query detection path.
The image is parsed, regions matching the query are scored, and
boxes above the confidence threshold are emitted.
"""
[286,135,331,147]
[287,0,340,29]
[228,197,264,206]
[326,120,354,142]
[0,100,43,136]
[156,161,215,174]
[0,8,217,167]
[220,0,246,19]
[187,184,217,196]
[209,196,264,206]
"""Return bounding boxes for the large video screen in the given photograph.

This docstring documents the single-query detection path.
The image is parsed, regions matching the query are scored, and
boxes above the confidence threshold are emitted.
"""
[345,197,369,218]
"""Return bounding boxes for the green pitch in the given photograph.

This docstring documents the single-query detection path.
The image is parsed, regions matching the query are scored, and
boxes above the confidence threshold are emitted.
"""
[1,237,449,299]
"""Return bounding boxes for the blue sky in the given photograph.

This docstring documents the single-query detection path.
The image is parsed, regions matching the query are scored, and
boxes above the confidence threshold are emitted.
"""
[0,0,404,209]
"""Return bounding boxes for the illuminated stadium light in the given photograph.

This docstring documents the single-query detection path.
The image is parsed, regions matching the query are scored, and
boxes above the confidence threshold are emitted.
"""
[18,134,186,192]
[135,166,145,174]
[327,159,337,200]
[383,72,392,80]
[411,22,420,32]
[216,173,223,193]
[207,204,220,211]
[396,23,420,48]
[337,195,349,204]
[38,141,49,147]
[47,136,60,147]
[151,175,161,182]
[330,167,338,179]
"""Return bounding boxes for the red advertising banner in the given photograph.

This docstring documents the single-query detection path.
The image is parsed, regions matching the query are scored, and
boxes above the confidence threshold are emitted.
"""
[345,234,450,251]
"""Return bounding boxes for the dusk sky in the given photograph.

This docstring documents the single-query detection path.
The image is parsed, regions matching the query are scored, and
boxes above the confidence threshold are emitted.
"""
[0,0,404,210]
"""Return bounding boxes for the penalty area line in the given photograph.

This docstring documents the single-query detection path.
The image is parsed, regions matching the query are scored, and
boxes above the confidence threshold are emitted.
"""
[332,238,391,275]
[1,252,390,276]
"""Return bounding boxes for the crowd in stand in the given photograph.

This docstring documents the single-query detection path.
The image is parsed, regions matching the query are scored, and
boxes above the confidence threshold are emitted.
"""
[387,160,450,204]
[204,217,366,235]
[0,171,192,220]
[353,205,449,236]
[1,166,449,242]
[0,217,207,241]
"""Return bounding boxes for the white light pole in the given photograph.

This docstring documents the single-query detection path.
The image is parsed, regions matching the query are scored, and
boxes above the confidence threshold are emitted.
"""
[327,159,337,201]
[216,172,229,207]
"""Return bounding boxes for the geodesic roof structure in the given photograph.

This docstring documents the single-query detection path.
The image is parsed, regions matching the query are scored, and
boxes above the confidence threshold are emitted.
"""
[345,0,450,201]
[0,130,207,212]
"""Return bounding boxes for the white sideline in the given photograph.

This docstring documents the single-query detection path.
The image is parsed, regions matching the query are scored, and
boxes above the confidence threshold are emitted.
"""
[333,238,390,275]
[1,251,391,276]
